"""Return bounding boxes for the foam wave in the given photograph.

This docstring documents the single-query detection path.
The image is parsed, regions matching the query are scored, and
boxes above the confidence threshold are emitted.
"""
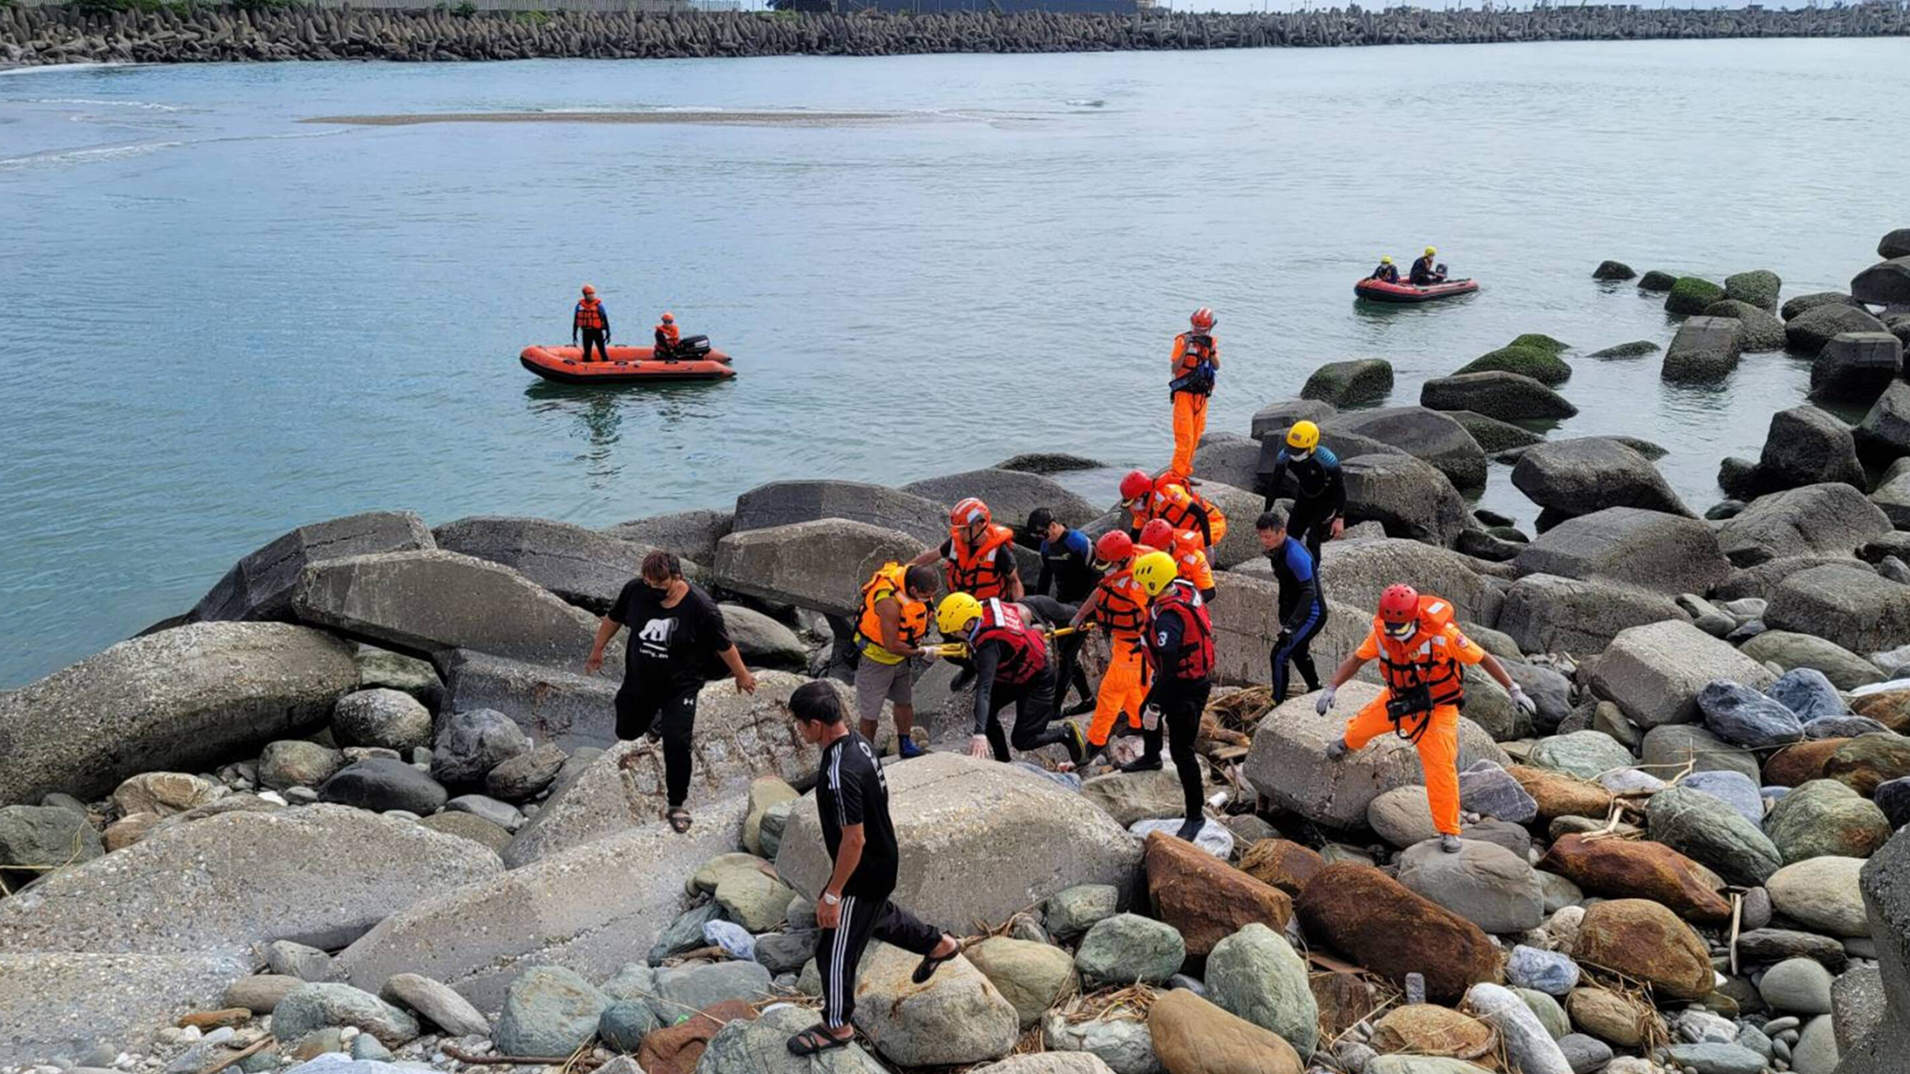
[0,140,183,169]
[27,97,182,111]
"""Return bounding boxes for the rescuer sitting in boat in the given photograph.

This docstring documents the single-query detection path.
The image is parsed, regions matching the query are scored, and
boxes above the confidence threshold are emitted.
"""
[1367,256,1400,283]
[654,312,681,360]
[1411,247,1448,285]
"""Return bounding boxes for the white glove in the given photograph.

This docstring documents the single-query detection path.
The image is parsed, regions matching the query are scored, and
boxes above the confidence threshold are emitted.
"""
[1508,684,1537,718]
[1314,685,1337,716]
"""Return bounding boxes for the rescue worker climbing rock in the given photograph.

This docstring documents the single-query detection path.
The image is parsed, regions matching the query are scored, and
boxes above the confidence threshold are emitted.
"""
[937,593,1086,767]
[573,285,610,363]
[853,561,940,760]
[1256,509,1327,705]
[1119,469,1228,555]
[1028,507,1097,715]
[1167,307,1220,480]
[1411,246,1446,285]
[1126,550,1216,842]
[912,497,1023,602]
[654,311,680,359]
[1137,518,1216,603]
[1263,421,1345,563]
[1315,584,1536,851]
[1368,256,1400,283]
[1069,531,1152,763]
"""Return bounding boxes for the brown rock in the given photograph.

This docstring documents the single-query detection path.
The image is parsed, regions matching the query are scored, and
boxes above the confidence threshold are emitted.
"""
[178,1007,252,1029]
[1310,970,1380,1039]
[1144,831,1292,957]
[1570,898,1714,1001]
[1236,838,1325,896]
[1296,863,1502,1003]
[637,1000,756,1074]
[1764,738,1848,787]
[1370,1003,1496,1059]
[1537,833,1732,923]
[1823,733,1910,795]
[1148,987,1303,1074]
[222,974,302,1014]
[1567,986,1660,1047]
[103,812,161,852]
[1852,688,1910,733]
[1508,764,1616,821]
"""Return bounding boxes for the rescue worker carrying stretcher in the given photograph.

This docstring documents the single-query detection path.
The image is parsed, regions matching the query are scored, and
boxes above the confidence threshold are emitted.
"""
[1119,470,1228,557]
[573,285,611,363]
[852,562,940,760]
[936,593,1087,767]
[1167,307,1220,481]
[1315,584,1536,852]
[1124,550,1216,843]
[911,497,1023,603]
[1067,531,1152,764]
[1028,507,1098,716]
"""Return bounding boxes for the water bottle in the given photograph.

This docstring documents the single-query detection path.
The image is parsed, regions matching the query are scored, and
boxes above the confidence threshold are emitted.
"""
[1141,704,1161,731]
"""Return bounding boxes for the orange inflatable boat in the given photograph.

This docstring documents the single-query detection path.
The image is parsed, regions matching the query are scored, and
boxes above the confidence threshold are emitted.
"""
[519,339,735,384]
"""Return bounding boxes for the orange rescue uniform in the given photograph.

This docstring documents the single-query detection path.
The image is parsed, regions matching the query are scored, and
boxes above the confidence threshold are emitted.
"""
[1084,565,1151,748]
[1342,594,1487,836]
[1138,526,1215,593]
[1168,331,1218,480]
[1130,479,1228,553]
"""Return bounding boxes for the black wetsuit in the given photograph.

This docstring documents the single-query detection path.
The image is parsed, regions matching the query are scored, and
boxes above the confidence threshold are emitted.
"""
[1264,445,1346,562]
[1411,256,1444,285]
[1369,263,1400,283]
[1266,535,1327,704]
[1034,530,1098,710]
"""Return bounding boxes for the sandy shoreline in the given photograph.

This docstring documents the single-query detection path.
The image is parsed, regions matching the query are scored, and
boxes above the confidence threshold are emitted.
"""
[303,110,915,128]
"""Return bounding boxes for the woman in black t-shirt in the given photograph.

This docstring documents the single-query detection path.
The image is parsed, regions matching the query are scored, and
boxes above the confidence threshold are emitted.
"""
[585,550,757,833]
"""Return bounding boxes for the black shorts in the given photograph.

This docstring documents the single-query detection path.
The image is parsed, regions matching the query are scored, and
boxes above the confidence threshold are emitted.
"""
[615,683,698,741]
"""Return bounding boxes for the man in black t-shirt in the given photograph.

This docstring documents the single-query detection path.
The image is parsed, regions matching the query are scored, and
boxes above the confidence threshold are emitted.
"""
[586,550,757,834]
[783,682,960,1057]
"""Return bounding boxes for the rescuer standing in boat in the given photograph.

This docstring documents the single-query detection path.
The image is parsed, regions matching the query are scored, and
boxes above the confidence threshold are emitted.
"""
[573,285,611,363]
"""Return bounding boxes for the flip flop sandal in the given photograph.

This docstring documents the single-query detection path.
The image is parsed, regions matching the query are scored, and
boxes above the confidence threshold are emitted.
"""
[665,808,693,834]
[911,943,960,985]
[786,1026,853,1056]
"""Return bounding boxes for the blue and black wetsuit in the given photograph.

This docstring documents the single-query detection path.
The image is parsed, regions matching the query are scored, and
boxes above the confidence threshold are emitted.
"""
[1264,445,1345,563]
[1267,534,1327,704]
[1034,529,1097,711]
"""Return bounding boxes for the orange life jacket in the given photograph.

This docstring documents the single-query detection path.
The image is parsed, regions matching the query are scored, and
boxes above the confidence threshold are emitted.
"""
[1372,593,1467,712]
[1148,579,1215,681]
[1090,565,1149,637]
[574,299,605,331]
[1171,332,1218,395]
[1141,527,1215,592]
[970,598,1047,685]
[656,322,680,346]
[946,523,1017,600]
[1133,479,1226,548]
[856,562,928,662]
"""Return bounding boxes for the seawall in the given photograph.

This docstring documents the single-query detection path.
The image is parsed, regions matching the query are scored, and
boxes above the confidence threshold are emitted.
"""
[2,4,1906,67]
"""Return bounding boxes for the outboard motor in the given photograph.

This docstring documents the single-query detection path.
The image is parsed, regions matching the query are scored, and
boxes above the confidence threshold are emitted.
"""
[674,334,713,359]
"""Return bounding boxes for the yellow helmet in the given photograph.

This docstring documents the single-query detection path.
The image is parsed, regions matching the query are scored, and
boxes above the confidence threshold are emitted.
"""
[1287,419,1321,451]
[1380,255,1393,265]
[1424,246,1437,256]
[936,592,983,636]
[1132,550,1180,598]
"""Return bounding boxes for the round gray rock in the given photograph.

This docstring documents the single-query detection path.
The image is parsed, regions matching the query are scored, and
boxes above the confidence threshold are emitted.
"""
[1075,913,1185,989]
[332,689,433,752]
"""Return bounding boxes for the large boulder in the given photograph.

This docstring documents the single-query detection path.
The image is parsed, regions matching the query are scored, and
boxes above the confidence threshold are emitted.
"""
[0,806,500,958]
[1588,620,1776,729]
[1340,454,1471,547]
[1243,683,1508,830]
[1537,833,1731,923]
[1702,299,1787,352]
[1318,537,1505,626]
[1741,631,1887,690]
[1322,407,1487,489]
[731,479,946,546]
[503,671,829,866]
[442,650,618,752]
[1297,863,1503,1002]
[711,519,926,617]
[1455,343,1571,387]
[1851,256,1910,307]
[903,468,1098,532]
[1753,405,1868,494]
[1301,358,1394,407]
[1699,680,1806,748]
[293,550,611,671]
[1396,837,1546,933]
[1717,484,1893,567]
[1192,433,1268,494]
[1497,573,1686,656]
[1784,292,1862,321]
[1787,303,1887,355]
[1811,333,1904,402]
[1144,831,1292,957]
[1570,899,1714,1001]
[1766,565,1910,655]
[1873,470,1910,528]
[1665,276,1726,315]
[852,941,1018,1066]
[1857,382,1910,459]
[777,754,1140,930]
[965,937,1075,1029]
[1421,371,1578,421]
[1725,269,1782,310]
[272,982,420,1047]
[1148,987,1305,1074]
[0,952,249,1066]
[1513,506,1726,594]
[0,621,357,805]
[1198,480,1274,570]
[603,508,733,565]
[1511,440,1688,520]
[1641,723,1761,783]
[1204,571,1369,690]
[1765,779,1891,864]
[432,516,671,615]
[1662,316,1743,382]
[1204,922,1317,1055]
[318,757,448,815]
[1449,410,1545,452]
[1250,397,1337,441]
[189,511,434,624]
[1526,730,1635,780]
[337,800,746,1008]
[1646,785,1783,886]
[1768,856,1868,938]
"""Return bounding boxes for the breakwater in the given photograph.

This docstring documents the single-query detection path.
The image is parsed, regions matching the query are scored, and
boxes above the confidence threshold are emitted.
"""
[2,3,1906,66]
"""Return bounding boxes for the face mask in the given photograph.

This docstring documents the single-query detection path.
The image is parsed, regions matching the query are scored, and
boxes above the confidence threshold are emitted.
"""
[1383,618,1416,640]
[1289,449,1313,462]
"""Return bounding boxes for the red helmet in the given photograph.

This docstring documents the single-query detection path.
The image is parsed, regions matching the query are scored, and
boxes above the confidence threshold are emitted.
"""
[1379,584,1421,634]
[950,497,991,528]
[660,312,674,324]
[1190,307,1216,330]
[1138,519,1174,550]
[581,284,596,295]
[1093,530,1134,566]
[1119,469,1154,503]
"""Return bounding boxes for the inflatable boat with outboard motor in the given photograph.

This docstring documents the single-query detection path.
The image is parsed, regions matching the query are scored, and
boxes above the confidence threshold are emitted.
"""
[519,335,734,384]
[1354,277,1480,303]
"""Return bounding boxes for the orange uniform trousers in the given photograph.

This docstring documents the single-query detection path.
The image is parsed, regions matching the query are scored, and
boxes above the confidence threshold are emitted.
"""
[1088,632,1150,748]
[1343,692,1463,837]
[1170,391,1208,481]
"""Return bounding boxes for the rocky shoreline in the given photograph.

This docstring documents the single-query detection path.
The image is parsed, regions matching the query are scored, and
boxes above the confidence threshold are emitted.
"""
[2,232,1910,1074]
[1,3,1907,67]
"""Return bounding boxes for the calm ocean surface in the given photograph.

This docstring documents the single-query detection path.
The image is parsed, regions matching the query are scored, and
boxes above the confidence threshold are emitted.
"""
[1,38,1901,686]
